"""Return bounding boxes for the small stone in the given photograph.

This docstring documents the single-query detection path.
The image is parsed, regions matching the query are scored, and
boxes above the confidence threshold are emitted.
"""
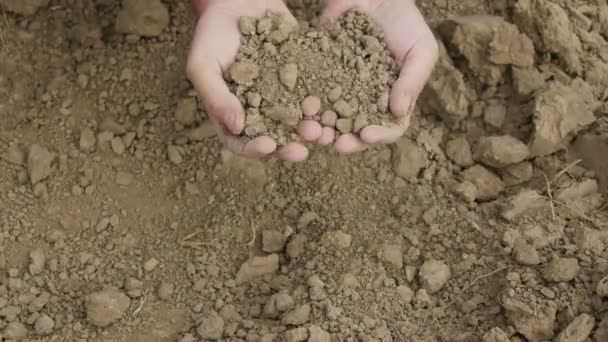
[396,285,414,304]
[381,244,403,269]
[452,180,477,203]
[197,311,225,341]
[175,98,198,126]
[167,145,183,165]
[542,257,579,282]
[257,17,272,34]
[236,254,279,283]
[34,314,55,335]
[361,35,383,53]
[111,137,126,155]
[392,137,426,180]
[281,304,310,326]
[513,239,540,266]
[78,128,97,152]
[328,86,342,102]
[483,102,506,129]
[419,259,451,294]
[333,100,354,118]
[247,92,262,108]
[86,288,131,327]
[115,0,169,37]
[143,258,159,272]
[474,135,529,168]
[308,325,331,342]
[502,295,557,341]
[482,327,510,342]
[262,230,286,253]
[230,60,259,85]
[445,136,474,167]
[597,275,608,297]
[279,63,298,90]
[286,234,307,258]
[284,327,308,342]
[158,281,175,300]
[4,322,28,339]
[499,162,533,186]
[554,313,594,342]
[27,144,56,185]
[238,16,257,35]
[29,248,46,275]
[335,118,353,133]
[462,165,504,201]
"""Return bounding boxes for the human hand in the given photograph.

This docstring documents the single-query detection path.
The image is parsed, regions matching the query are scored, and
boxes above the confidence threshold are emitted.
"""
[187,0,317,162]
[320,0,439,153]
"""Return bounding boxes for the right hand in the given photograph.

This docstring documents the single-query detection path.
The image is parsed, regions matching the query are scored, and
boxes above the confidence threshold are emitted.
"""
[187,0,321,162]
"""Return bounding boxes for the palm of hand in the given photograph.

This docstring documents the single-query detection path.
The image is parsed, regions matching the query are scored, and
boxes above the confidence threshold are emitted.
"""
[187,0,311,162]
[322,0,439,153]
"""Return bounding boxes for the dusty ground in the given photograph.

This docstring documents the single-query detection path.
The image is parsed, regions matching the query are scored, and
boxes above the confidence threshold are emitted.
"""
[0,0,608,341]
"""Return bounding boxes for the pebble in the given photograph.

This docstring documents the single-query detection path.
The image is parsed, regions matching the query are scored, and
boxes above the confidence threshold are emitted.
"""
[336,118,353,133]
[597,274,608,297]
[86,288,131,327]
[285,327,308,342]
[34,314,55,335]
[333,100,354,118]
[4,322,28,339]
[308,325,331,342]
[79,128,97,152]
[236,254,279,283]
[281,304,311,326]
[197,311,224,340]
[301,96,322,117]
[381,244,403,269]
[445,136,474,167]
[513,239,540,266]
[28,248,46,275]
[482,327,510,342]
[262,230,286,253]
[542,257,579,282]
[396,285,414,304]
[157,281,174,300]
[167,145,184,165]
[27,144,56,185]
[111,137,126,155]
[286,234,307,258]
[320,110,338,127]
[474,135,529,168]
[115,0,169,36]
[328,87,342,102]
[554,313,594,342]
[418,259,451,294]
[143,257,159,271]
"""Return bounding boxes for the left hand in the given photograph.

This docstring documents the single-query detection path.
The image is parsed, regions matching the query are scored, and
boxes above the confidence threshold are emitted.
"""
[319,0,439,153]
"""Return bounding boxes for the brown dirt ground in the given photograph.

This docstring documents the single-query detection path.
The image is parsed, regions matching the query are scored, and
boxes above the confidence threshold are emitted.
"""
[0,0,607,341]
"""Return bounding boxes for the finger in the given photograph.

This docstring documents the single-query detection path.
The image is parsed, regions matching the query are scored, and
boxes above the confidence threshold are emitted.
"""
[317,127,336,146]
[212,119,276,157]
[320,0,360,21]
[275,143,309,162]
[390,39,439,117]
[359,115,411,144]
[335,133,368,153]
[299,120,323,142]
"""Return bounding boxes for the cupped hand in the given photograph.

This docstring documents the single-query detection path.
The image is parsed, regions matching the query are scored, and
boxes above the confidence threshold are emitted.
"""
[320,0,439,153]
[187,0,317,162]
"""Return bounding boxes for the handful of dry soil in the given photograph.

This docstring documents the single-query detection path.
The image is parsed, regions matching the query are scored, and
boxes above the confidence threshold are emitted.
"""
[226,10,399,145]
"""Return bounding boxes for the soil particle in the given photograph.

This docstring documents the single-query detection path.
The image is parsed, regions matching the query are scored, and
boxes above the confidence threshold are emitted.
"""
[143,257,160,272]
[335,118,353,134]
[111,137,126,155]
[79,128,96,152]
[167,145,184,165]
[380,244,403,269]
[175,97,198,126]
[512,66,545,96]
[530,80,597,156]
[236,254,279,283]
[483,102,506,129]
[333,100,354,118]
[418,259,451,294]
[86,288,131,327]
[27,144,55,185]
[554,313,594,342]
[513,240,541,267]
[197,311,224,341]
[34,314,55,335]
[262,230,287,253]
[391,137,426,180]
[0,0,48,15]
[474,135,529,168]
[281,304,310,326]
[396,285,414,304]
[286,234,307,258]
[301,96,321,117]
[308,325,331,342]
[285,327,308,342]
[482,327,510,342]
[501,295,557,341]
[3,322,28,339]
[279,63,298,91]
[461,165,504,201]
[501,189,548,221]
[542,257,579,282]
[230,60,260,86]
[445,136,474,167]
[28,248,46,275]
[499,161,533,186]
[598,275,608,297]
[2,143,25,165]
[115,0,170,37]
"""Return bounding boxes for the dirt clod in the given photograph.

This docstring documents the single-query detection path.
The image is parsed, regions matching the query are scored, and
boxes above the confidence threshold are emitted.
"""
[86,288,131,327]
[197,312,224,341]
[115,0,170,37]
[474,135,529,168]
[554,313,594,342]
[236,254,279,283]
[418,259,451,294]
[542,257,579,282]
[27,144,55,185]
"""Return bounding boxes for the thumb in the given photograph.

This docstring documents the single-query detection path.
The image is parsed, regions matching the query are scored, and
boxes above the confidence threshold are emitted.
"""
[187,55,244,135]
[390,38,439,118]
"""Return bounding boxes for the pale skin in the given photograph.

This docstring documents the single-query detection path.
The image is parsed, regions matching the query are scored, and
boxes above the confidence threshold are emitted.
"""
[187,0,439,162]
